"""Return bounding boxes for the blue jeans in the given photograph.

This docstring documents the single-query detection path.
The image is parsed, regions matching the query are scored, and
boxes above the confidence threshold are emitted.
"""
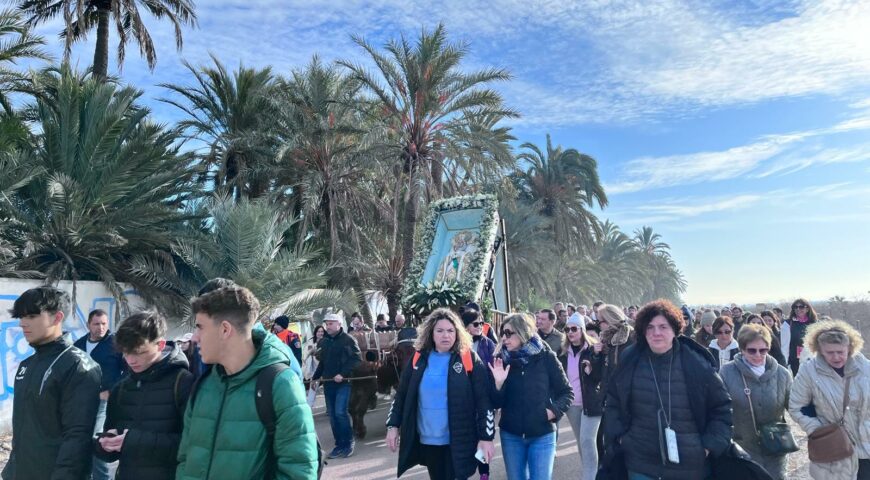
[500,430,556,480]
[91,399,111,480]
[324,382,353,449]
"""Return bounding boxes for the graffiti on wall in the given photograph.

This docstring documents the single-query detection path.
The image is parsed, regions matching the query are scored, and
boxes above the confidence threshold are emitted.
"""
[0,279,143,431]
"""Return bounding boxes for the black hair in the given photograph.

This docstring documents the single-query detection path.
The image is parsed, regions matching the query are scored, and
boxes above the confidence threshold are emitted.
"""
[461,308,481,325]
[376,313,387,322]
[114,310,167,353]
[539,308,556,321]
[197,277,237,296]
[88,309,108,323]
[10,286,70,319]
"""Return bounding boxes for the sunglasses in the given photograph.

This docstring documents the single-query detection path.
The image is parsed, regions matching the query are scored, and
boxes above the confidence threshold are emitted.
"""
[716,329,732,335]
[745,347,769,355]
[795,305,807,309]
[565,326,582,333]
[501,329,516,338]
[471,321,485,327]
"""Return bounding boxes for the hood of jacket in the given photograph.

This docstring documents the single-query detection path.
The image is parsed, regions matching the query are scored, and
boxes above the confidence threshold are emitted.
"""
[130,340,190,382]
[214,328,292,386]
[709,338,739,352]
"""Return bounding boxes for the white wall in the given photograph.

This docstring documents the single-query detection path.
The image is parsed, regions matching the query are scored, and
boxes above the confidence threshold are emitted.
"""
[0,278,144,432]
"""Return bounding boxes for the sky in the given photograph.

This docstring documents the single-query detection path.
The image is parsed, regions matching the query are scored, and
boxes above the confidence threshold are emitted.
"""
[17,0,870,305]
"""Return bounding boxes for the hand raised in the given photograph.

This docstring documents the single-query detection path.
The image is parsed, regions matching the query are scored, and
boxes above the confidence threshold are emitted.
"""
[488,357,511,384]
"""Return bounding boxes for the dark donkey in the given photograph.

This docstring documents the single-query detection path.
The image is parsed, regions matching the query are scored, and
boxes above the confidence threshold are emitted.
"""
[347,331,415,439]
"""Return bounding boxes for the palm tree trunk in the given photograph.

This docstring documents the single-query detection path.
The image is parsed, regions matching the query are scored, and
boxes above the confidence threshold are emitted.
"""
[401,163,419,272]
[92,8,111,81]
[431,159,443,199]
[328,188,339,263]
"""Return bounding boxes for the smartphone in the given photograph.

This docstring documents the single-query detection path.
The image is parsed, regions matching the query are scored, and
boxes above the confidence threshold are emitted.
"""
[474,448,487,464]
[97,432,117,439]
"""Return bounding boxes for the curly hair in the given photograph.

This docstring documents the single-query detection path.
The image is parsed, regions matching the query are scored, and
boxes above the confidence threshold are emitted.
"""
[804,319,864,356]
[414,308,472,354]
[191,285,260,332]
[634,299,685,348]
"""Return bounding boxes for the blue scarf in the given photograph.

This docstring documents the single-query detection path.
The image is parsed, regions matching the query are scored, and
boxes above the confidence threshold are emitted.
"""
[500,336,544,365]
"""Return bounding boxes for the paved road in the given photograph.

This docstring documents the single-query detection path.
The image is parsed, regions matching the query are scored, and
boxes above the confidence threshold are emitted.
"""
[314,394,590,480]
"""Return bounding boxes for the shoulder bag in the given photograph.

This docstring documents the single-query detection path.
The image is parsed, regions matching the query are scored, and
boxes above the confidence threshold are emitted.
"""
[807,375,854,463]
[741,373,799,455]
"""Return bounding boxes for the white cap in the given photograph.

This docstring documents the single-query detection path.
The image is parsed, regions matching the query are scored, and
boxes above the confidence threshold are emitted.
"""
[566,313,586,330]
[324,313,343,323]
[176,332,193,342]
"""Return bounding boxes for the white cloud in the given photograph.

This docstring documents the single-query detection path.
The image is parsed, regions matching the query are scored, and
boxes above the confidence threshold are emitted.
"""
[608,105,870,193]
[19,0,870,128]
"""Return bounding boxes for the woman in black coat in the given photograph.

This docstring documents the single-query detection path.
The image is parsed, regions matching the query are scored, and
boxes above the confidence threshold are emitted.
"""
[95,312,194,480]
[489,313,573,480]
[601,300,733,480]
[386,309,495,480]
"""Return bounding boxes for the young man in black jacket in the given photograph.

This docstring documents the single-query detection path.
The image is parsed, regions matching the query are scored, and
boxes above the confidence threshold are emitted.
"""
[2,287,102,480]
[74,308,127,480]
[312,312,362,459]
[95,310,194,480]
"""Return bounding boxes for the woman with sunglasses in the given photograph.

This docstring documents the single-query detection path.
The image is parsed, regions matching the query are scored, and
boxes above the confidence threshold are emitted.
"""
[781,298,817,376]
[489,313,573,480]
[559,313,604,480]
[463,309,496,366]
[386,309,495,480]
[746,314,787,366]
[708,316,739,371]
[720,324,793,480]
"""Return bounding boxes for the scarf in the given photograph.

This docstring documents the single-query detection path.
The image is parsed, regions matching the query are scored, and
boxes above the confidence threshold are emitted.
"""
[600,322,633,348]
[742,356,766,377]
[500,336,544,365]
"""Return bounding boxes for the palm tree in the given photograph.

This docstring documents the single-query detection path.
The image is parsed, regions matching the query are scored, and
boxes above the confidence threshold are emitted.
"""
[272,56,375,262]
[19,0,197,80]
[0,9,49,112]
[131,195,354,322]
[340,23,515,272]
[634,225,671,258]
[513,134,608,254]
[0,65,200,311]
[633,226,685,302]
[161,55,278,200]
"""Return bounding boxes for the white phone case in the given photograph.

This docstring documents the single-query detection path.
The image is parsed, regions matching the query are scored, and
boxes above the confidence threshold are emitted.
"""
[664,427,680,464]
[475,448,488,464]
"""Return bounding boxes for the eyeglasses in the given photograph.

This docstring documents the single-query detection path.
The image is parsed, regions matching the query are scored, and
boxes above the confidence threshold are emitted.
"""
[745,348,769,355]
[565,326,581,333]
[716,329,732,335]
[471,322,484,327]
[795,305,807,309]
[500,329,516,338]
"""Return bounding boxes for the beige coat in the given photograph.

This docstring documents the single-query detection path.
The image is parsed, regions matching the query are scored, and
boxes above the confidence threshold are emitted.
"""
[789,353,870,480]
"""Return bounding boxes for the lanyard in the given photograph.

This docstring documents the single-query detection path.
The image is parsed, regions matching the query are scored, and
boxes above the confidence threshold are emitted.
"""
[648,352,674,428]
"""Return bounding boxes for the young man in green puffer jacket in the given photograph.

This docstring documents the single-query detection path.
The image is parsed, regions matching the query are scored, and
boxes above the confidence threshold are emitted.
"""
[176,285,318,480]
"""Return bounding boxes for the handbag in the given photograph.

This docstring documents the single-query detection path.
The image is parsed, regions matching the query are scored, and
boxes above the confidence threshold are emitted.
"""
[807,376,854,463]
[741,374,799,455]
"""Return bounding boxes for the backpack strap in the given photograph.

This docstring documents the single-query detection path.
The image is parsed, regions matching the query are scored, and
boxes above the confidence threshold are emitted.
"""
[461,350,473,374]
[256,363,290,480]
[173,370,186,412]
[412,351,421,369]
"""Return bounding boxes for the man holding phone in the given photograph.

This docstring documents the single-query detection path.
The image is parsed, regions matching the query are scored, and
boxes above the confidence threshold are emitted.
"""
[95,310,194,480]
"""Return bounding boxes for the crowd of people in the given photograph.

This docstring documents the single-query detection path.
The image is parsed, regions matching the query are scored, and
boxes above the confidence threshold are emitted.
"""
[3,284,869,480]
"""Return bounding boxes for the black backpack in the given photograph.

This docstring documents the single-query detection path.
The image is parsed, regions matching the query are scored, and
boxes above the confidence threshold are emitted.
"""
[189,363,326,479]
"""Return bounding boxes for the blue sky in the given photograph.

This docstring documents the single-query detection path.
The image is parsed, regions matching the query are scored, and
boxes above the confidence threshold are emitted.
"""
[22,0,870,305]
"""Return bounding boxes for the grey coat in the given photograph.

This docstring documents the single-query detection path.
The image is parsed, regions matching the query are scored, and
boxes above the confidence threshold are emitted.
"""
[720,354,793,480]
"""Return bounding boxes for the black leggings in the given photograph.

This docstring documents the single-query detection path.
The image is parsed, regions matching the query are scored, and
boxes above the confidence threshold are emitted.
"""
[858,459,870,480]
[421,444,457,480]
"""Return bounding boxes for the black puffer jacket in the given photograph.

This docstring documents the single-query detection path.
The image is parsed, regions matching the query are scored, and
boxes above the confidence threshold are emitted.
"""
[491,346,573,438]
[602,336,733,479]
[2,334,101,480]
[387,350,494,479]
[95,342,194,480]
[312,328,361,380]
[559,345,605,416]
